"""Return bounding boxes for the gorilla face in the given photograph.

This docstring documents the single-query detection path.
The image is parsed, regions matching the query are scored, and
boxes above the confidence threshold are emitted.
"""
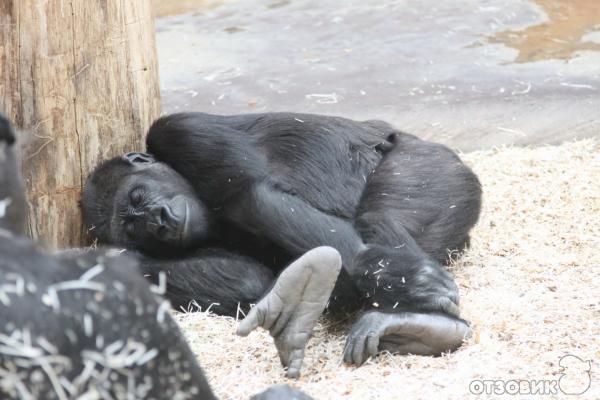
[112,163,210,252]
[83,153,210,255]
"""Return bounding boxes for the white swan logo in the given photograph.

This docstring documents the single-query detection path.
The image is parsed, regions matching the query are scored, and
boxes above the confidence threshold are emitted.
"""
[558,355,592,395]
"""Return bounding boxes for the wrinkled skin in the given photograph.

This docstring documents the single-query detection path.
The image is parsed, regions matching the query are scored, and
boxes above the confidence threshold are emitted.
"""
[343,311,471,366]
[238,246,342,378]
[83,152,211,257]
[111,159,210,253]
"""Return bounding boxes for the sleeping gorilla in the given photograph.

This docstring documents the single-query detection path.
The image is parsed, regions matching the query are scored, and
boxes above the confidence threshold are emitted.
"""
[0,114,311,399]
[82,112,481,374]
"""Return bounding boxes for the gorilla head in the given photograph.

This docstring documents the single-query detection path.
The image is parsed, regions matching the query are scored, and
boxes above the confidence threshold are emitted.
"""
[82,152,210,255]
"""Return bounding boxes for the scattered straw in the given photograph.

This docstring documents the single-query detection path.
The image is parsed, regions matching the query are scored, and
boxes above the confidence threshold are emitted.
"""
[175,139,599,400]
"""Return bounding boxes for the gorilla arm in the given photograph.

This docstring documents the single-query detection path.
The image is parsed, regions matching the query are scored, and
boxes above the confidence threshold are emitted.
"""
[228,182,365,267]
[134,249,274,316]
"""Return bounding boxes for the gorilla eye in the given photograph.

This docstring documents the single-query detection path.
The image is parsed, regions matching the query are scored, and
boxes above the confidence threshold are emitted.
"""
[129,189,144,207]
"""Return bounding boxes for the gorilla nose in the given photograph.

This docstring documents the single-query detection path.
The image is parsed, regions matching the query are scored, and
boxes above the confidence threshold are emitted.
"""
[147,205,179,239]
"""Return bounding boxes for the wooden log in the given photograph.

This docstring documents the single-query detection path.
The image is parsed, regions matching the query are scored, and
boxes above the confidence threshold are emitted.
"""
[0,1,160,248]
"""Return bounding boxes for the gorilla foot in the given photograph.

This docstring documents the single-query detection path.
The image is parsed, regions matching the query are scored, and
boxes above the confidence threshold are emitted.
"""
[237,246,342,378]
[343,311,471,366]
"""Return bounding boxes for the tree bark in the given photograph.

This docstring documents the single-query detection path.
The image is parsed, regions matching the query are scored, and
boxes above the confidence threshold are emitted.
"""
[0,0,160,248]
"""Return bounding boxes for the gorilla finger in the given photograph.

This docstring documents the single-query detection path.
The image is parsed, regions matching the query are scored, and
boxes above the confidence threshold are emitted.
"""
[448,285,460,306]
[440,297,461,318]
[261,293,289,331]
[343,316,376,365]
[366,331,380,360]
[284,349,305,379]
[342,336,357,365]
[351,335,370,366]
[236,306,263,336]
[422,296,460,318]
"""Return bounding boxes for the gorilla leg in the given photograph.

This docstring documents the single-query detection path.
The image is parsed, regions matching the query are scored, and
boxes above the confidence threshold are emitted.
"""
[340,131,480,365]
[342,243,470,364]
[342,252,470,365]
[237,246,342,378]
[136,248,274,316]
[349,231,461,316]
[356,129,482,262]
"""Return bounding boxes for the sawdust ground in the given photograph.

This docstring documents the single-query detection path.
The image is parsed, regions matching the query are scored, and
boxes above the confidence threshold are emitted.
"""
[175,139,599,400]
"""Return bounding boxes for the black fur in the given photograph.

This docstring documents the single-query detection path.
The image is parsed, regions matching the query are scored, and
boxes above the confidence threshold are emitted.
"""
[0,115,216,399]
[0,114,26,235]
[136,248,273,314]
[0,240,218,400]
[0,114,310,400]
[84,112,481,317]
[355,128,481,262]
[80,157,136,243]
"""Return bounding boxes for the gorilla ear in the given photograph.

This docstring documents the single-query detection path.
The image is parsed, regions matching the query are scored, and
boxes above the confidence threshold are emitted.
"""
[123,152,156,165]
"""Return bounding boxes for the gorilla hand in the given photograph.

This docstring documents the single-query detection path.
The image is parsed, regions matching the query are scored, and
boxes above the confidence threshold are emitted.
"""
[405,261,461,317]
[237,246,342,378]
[343,311,471,366]
[352,245,461,317]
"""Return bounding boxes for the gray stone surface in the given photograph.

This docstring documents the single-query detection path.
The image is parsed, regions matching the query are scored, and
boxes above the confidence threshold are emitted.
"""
[156,0,600,151]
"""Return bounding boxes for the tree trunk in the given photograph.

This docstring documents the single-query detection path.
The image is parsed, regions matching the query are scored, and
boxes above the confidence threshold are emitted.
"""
[0,0,160,248]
